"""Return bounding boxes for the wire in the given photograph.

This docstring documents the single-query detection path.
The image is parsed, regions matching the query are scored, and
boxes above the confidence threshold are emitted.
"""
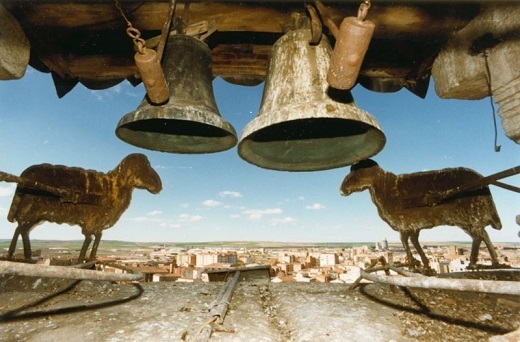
[483,51,501,152]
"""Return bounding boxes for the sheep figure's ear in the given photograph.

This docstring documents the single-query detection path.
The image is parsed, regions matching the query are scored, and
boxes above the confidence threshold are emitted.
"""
[351,159,378,171]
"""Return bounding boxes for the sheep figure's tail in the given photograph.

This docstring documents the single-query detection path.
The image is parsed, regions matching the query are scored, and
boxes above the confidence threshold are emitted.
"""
[488,197,502,230]
[490,210,502,230]
[6,193,21,223]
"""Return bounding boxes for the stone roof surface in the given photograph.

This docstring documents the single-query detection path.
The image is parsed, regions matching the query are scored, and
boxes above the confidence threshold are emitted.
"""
[1,275,519,341]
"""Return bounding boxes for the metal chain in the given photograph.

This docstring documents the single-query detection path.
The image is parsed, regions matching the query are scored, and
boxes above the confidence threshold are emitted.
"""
[115,0,146,54]
[358,0,371,21]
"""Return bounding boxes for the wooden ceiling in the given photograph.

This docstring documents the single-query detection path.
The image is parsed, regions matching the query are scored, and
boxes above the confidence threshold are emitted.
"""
[4,1,483,98]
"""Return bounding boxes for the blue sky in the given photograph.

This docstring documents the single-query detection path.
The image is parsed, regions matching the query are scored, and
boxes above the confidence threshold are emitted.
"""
[0,67,518,243]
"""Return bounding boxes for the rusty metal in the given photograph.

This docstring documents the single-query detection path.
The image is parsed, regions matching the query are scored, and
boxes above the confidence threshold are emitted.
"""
[4,154,162,263]
[0,170,101,205]
[132,48,170,104]
[156,0,176,60]
[192,271,241,341]
[315,0,375,90]
[340,160,504,270]
[116,34,237,154]
[305,4,322,45]
[238,29,385,171]
[0,260,143,282]
[493,181,520,193]
[116,0,169,104]
[405,165,520,208]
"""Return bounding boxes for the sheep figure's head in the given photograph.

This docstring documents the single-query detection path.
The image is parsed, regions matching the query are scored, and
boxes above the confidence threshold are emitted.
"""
[340,159,379,196]
[119,153,162,194]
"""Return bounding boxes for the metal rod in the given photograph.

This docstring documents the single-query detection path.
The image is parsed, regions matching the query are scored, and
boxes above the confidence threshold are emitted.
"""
[360,269,520,296]
[0,261,143,282]
[210,271,241,323]
[493,181,520,193]
[388,265,425,277]
[191,271,241,341]
[0,170,70,198]
[405,165,520,208]
[156,0,176,60]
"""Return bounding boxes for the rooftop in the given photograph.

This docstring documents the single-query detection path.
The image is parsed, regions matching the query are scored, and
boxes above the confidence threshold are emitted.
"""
[1,271,519,341]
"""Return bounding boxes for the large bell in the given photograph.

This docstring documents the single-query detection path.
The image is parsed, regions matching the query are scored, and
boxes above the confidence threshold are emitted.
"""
[116,34,237,153]
[238,29,386,171]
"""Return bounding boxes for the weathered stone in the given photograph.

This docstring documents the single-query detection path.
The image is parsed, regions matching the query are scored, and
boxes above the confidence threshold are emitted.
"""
[432,4,520,99]
[0,5,30,80]
[432,4,520,143]
[490,43,520,142]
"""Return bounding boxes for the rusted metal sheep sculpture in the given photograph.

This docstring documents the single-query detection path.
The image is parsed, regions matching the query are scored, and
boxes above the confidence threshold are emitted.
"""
[3,153,162,263]
[340,159,502,270]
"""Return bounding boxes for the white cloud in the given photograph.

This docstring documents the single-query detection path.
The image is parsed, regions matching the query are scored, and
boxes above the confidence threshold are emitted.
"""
[128,216,163,223]
[112,85,122,94]
[270,217,297,225]
[154,165,192,170]
[91,85,122,101]
[298,196,305,201]
[160,222,181,228]
[179,214,204,222]
[0,184,15,197]
[229,214,240,219]
[243,208,282,220]
[202,199,224,207]
[147,210,162,216]
[219,191,243,198]
[305,203,326,210]
[91,91,104,101]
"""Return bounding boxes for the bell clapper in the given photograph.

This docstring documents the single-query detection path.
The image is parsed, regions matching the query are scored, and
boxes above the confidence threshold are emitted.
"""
[314,0,375,90]
[115,0,170,104]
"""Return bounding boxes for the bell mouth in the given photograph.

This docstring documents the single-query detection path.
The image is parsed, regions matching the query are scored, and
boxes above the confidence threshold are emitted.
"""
[238,117,385,171]
[116,115,237,154]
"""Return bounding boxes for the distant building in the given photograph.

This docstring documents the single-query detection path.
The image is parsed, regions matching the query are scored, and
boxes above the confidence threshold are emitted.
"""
[219,252,238,265]
[448,256,471,272]
[319,253,338,266]
[196,253,218,267]
[177,253,196,267]
[277,263,294,275]
[305,256,317,268]
[375,239,389,251]
[196,252,238,267]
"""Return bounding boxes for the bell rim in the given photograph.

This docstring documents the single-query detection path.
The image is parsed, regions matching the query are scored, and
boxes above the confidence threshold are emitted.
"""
[116,107,238,154]
[238,113,386,171]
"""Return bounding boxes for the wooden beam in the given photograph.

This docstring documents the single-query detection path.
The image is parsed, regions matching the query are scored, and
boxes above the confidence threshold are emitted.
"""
[211,44,270,77]
[8,2,477,38]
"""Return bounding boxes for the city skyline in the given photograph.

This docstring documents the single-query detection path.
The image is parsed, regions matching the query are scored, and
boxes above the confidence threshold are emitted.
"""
[0,67,519,243]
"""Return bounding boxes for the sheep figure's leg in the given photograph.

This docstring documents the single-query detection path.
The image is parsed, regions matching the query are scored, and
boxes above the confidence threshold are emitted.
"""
[468,236,482,269]
[400,232,418,268]
[78,234,93,264]
[89,232,103,261]
[7,226,22,259]
[410,232,430,270]
[480,229,500,267]
[8,223,33,260]
[21,231,32,260]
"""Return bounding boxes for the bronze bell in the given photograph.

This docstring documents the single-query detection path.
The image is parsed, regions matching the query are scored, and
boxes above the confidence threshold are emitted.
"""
[238,29,386,171]
[116,34,237,153]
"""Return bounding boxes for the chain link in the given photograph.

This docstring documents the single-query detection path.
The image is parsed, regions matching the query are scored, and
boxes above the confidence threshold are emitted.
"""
[115,0,146,54]
[358,0,371,21]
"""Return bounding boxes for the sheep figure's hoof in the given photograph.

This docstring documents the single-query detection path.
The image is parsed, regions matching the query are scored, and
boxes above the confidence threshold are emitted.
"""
[405,259,421,270]
[420,268,436,276]
[466,263,480,271]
